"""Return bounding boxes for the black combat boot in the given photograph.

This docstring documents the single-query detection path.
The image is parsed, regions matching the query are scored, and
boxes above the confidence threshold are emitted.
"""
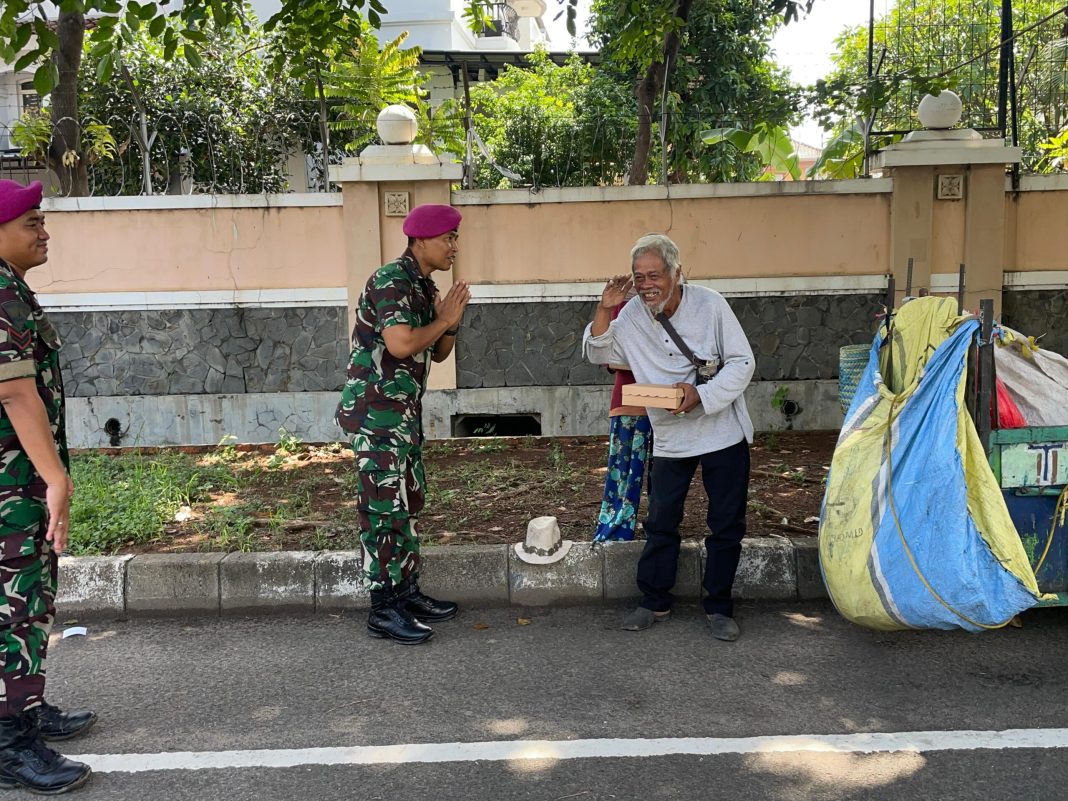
[30,702,97,742]
[367,589,434,645]
[0,713,92,794]
[399,580,459,623]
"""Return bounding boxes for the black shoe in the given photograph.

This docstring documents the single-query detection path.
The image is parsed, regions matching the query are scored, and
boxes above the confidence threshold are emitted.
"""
[0,715,91,795]
[367,604,434,645]
[31,703,97,742]
[404,589,458,623]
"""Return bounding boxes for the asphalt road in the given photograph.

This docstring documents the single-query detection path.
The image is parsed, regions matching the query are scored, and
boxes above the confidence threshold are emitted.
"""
[26,601,1068,800]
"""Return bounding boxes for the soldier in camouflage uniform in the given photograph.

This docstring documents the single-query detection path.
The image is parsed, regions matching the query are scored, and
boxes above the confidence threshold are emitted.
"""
[0,181,95,793]
[336,204,471,645]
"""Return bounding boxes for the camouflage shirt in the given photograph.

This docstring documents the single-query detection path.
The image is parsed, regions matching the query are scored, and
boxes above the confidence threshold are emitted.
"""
[336,252,439,445]
[0,258,68,491]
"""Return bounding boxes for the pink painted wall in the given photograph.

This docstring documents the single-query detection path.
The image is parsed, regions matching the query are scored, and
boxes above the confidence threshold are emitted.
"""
[34,205,346,292]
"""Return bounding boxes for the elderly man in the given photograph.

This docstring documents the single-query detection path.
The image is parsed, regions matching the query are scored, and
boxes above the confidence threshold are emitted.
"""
[583,233,755,641]
[336,204,471,645]
[0,180,93,793]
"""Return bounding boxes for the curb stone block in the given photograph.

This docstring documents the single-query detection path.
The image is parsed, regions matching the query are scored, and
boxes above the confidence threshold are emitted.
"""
[603,540,701,601]
[315,551,369,611]
[733,537,796,600]
[221,551,318,613]
[603,540,645,601]
[791,536,828,600]
[677,540,702,599]
[57,555,131,618]
[127,553,224,616]
[509,541,603,606]
[420,545,509,607]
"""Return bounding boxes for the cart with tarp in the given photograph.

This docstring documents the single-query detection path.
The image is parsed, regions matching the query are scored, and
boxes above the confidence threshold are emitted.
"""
[820,273,1068,631]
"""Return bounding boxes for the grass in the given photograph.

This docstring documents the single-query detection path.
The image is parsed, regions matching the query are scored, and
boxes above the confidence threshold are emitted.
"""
[60,431,830,556]
[68,451,238,555]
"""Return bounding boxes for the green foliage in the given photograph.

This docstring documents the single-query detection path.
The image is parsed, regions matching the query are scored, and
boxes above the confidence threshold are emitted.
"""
[1036,126,1068,171]
[78,4,312,194]
[323,21,462,155]
[11,108,117,167]
[590,0,800,183]
[0,0,469,194]
[200,504,258,551]
[771,386,790,410]
[469,48,636,188]
[414,98,466,158]
[0,1,393,95]
[68,451,235,555]
[275,428,304,456]
[9,109,52,162]
[809,0,1067,170]
[215,435,240,463]
[703,123,800,180]
[548,441,568,472]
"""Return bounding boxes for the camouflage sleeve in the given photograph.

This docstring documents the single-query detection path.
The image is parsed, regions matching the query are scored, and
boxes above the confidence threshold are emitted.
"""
[369,271,420,331]
[0,285,35,383]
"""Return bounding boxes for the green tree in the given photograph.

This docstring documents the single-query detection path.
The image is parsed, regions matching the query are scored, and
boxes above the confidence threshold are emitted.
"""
[467,48,636,188]
[71,6,310,194]
[812,0,1068,173]
[324,20,464,158]
[589,0,813,184]
[0,0,396,195]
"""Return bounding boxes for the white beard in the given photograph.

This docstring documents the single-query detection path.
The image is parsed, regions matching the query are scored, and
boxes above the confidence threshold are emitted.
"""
[644,280,678,316]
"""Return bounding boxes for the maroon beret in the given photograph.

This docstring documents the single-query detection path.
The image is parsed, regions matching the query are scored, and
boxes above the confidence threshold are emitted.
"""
[402,204,462,238]
[0,180,43,225]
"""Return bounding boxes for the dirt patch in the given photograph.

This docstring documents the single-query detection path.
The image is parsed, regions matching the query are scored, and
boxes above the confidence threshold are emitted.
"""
[120,430,836,554]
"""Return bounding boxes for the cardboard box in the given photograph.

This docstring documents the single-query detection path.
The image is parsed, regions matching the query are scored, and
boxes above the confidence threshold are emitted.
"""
[622,383,684,410]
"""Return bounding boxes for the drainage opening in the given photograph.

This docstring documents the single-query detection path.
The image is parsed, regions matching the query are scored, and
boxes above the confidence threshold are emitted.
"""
[103,417,126,446]
[451,414,542,438]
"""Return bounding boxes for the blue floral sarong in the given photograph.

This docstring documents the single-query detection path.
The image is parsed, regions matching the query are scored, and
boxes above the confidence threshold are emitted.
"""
[593,415,653,542]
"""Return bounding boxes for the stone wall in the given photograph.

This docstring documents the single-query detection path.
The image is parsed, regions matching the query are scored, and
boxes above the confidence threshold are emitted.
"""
[454,294,883,389]
[48,293,883,399]
[1002,291,1068,357]
[52,308,348,397]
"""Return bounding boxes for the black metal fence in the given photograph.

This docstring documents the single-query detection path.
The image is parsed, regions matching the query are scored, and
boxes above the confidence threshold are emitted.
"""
[865,0,1068,167]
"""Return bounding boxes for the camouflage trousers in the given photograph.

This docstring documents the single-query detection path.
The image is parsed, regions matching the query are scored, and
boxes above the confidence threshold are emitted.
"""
[350,436,426,592]
[0,502,56,717]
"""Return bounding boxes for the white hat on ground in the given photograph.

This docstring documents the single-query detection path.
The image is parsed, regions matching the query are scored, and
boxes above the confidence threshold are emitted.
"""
[514,516,573,565]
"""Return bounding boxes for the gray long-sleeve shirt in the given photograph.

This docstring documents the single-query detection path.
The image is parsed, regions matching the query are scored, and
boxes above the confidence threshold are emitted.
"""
[583,284,755,458]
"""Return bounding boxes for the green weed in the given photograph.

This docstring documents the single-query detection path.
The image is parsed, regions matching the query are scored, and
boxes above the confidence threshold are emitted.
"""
[68,451,236,555]
[276,427,303,456]
[200,504,258,552]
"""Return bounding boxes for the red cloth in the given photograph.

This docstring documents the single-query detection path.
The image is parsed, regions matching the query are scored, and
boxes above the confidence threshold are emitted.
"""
[994,378,1027,429]
[610,367,637,409]
[607,301,645,416]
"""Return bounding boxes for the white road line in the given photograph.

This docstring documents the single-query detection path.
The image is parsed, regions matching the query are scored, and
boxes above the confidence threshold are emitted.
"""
[70,729,1068,774]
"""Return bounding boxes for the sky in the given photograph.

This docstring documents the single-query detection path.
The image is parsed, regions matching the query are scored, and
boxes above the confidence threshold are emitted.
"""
[769,0,881,145]
[551,0,878,148]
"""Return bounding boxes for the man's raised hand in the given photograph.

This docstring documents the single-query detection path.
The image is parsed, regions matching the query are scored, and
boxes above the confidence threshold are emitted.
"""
[600,275,633,310]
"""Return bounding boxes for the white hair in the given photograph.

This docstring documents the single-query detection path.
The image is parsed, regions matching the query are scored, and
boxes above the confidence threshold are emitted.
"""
[630,233,681,275]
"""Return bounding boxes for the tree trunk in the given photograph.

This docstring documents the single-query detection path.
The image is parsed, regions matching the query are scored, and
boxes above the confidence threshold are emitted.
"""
[627,0,693,186]
[49,11,89,197]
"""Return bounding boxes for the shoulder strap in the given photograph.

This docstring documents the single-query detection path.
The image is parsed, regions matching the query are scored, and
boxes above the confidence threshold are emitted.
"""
[654,312,700,367]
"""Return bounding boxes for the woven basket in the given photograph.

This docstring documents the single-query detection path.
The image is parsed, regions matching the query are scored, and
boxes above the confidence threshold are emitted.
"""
[838,344,871,414]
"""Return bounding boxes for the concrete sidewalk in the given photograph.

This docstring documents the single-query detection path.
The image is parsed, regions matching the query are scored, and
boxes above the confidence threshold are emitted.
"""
[56,536,827,619]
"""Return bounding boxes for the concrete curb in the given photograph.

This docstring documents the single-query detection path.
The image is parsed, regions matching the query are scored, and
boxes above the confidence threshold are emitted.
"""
[57,536,827,619]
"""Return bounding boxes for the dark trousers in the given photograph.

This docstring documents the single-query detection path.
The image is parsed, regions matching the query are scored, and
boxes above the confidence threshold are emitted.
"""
[637,439,749,617]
